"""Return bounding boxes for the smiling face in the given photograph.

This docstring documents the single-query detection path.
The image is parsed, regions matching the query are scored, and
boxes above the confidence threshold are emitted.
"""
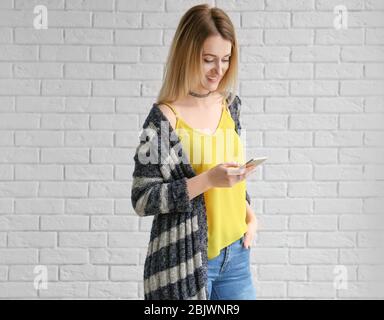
[200,35,232,92]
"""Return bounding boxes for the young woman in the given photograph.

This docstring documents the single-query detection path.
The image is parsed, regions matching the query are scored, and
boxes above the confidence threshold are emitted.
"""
[131,4,258,300]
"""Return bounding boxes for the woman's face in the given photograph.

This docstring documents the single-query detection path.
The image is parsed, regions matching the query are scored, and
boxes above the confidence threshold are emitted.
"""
[200,35,232,91]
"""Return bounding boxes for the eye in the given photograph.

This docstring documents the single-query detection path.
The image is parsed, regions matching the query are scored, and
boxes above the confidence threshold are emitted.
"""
[204,59,230,63]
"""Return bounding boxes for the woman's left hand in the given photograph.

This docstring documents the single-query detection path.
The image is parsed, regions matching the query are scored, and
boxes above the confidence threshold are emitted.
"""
[243,216,258,249]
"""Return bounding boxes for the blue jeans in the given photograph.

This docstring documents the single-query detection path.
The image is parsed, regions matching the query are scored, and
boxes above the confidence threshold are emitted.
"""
[207,235,257,300]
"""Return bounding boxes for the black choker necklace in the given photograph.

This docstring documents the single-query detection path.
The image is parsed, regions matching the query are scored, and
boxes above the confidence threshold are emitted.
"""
[189,90,211,98]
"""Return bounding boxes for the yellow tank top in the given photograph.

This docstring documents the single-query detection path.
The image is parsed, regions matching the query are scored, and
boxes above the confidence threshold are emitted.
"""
[161,97,248,260]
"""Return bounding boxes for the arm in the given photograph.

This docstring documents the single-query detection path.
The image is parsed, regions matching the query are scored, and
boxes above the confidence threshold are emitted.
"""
[231,95,252,206]
[246,200,257,224]
[186,171,213,201]
[131,127,194,217]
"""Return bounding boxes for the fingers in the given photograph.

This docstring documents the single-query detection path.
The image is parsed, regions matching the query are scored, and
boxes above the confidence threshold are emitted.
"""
[243,233,251,249]
[223,161,240,167]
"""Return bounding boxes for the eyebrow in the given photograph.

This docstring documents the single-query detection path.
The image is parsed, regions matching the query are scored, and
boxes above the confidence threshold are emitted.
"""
[203,53,231,57]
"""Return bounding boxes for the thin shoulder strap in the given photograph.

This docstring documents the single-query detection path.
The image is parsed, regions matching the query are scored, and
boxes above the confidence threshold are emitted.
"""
[223,96,229,112]
[160,102,179,118]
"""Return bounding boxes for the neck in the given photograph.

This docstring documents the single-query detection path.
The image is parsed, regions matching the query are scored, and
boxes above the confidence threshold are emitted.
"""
[185,91,223,108]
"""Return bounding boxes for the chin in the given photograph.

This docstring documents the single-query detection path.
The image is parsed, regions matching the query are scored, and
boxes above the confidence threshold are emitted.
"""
[205,81,219,90]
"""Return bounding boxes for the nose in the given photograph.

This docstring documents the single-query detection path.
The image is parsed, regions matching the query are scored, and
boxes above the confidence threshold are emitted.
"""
[214,60,224,77]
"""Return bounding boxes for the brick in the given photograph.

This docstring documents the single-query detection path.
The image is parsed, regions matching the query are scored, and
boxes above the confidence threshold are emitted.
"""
[65,131,113,147]
[242,46,290,62]
[59,232,107,247]
[314,165,363,180]
[0,80,39,95]
[0,282,37,298]
[290,115,338,129]
[315,97,363,113]
[288,182,337,197]
[91,216,139,231]
[8,232,56,247]
[309,265,357,281]
[108,232,149,248]
[264,164,312,180]
[314,131,363,147]
[308,232,356,247]
[115,30,162,45]
[266,63,313,79]
[0,249,38,264]
[265,132,312,147]
[89,282,138,298]
[89,248,139,264]
[316,29,364,45]
[288,282,336,298]
[40,45,88,61]
[0,45,38,61]
[65,63,112,79]
[14,62,63,78]
[66,199,113,215]
[41,114,89,129]
[0,182,38,197]
[66,0,113,10]
[110,266,141,281]
[265,29,313,45]
[60,265,108,281]
[242,12,290,28]
[94,13,140,28]
[290,81,338,96]
[289,215,338,231]
[266,0,314,10]
[41,148,89,164]
[115,64,163,80]
[265,199,313,214]
[0,216,38,231]
[118,0,163,11]
[290,249,338,264]
[40,248,88,264]
[15,199,64,214]
[65,29,113,44]
[292,46,339,62]
[251,248,288,264]
[41,216,89,231]
[39,282,88,298]
[8,265,58,281]
[15,131,64,147]
[92,80,140,96]
[259,265,306,280]
[65,97,114,113]
[315,63,363,79]
[342,46,384,62]
[42,80,91,96]
[65,165,113,180]
[255,232,306,247]
[15,28,63,44]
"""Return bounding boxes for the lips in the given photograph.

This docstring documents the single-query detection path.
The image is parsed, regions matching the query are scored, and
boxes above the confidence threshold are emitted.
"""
[207,76,219,82]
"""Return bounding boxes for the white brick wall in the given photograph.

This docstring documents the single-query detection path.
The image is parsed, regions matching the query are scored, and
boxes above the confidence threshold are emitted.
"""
[0,0,383,299]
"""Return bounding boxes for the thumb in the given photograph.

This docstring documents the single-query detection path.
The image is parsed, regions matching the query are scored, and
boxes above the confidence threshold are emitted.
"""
[223,161,239,166]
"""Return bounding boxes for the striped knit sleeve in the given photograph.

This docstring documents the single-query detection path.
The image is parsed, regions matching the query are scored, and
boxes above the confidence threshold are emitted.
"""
[130,123,194,217]
[233,95,252,206]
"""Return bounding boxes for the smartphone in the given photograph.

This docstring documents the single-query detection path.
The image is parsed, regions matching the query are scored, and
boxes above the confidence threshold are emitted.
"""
[227,157,268,175]
[239,157,268,169]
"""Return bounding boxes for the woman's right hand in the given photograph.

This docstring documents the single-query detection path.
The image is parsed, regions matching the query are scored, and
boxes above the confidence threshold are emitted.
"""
[206,161,256,188]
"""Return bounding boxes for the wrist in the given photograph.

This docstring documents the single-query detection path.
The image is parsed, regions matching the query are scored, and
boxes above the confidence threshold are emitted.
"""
[246,210,256,224]
[203,170,213,189]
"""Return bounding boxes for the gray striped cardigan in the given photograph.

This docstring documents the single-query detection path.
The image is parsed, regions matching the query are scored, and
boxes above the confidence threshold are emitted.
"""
[131,94,251,300]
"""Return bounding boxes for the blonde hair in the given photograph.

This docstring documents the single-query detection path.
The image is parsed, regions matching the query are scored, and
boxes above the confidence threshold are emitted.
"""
[157,4,239,106]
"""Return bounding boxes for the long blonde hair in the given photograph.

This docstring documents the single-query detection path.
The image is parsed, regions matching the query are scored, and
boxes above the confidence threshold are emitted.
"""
[157,4,239,106]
